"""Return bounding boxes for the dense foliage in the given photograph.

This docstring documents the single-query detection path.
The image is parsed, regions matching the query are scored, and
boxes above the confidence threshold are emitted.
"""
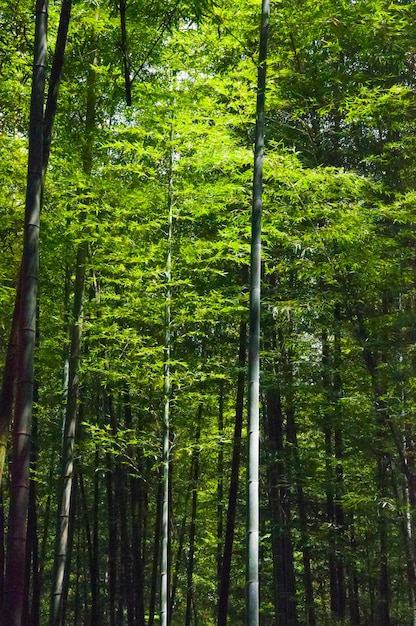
[1,0,416,625]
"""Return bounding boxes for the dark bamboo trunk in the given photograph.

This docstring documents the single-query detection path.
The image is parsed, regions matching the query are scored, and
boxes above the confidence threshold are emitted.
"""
[106,452,118,626]
[0,0,71,490]
[119,464,135,625]
[266,388,298,626]
[322,333,337,617]
[295,480,315,626]
[403,479,416,623]
[125,393,145,626]
[107,393,135,625]
[169,462,193,623]
[92,449,100,626]
[130,473,146,626]
[282,337,316,626]
[149,473,163,626]
[0,0,70,484]
[218,321,246,626]
[74,493,82,626]
[355,312,391,626]
[119,0,132,105]
[0,487,4,606]
[217,385,224,587]
[322,325,346,622]
[0,285,20,486]
[43,0,72,173]
[49,241,88,626]
[333,307,346,620]
[39,450,56,580]
[347,524,361,626]
[27,406,40,626]
[28,485,40,626]
[3,4,47,624]
[78,469,100,626]
[376,448,391,626]
[325,428,338,615]
[185,420,201,626]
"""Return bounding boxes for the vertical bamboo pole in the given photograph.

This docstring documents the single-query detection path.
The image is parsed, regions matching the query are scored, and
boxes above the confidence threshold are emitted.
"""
[0,0,71,491]
[161,120,174,626]
[247,1,269,624]
[3,3,47,625]
[218,320,246,626]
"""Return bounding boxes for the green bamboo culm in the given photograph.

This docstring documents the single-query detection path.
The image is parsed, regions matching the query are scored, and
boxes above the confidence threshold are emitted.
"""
[161,119,174,626]
[247,0,270,625]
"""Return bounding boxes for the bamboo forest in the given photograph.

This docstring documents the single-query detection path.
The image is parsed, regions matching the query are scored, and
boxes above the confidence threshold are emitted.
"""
[2,0,416,625]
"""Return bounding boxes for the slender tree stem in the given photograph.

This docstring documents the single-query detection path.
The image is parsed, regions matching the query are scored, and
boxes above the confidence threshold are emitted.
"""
[0,0,71,491]
[43,0,72,173]
[4,3,47,624]
[185,418,202,626]
[161,117,174,626]
[218,320,246,626]
[247,1,269,624]
[119,0,132,106]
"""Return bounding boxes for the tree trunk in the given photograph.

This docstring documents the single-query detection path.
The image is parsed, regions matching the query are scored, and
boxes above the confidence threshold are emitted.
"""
[118,0,132,106]
[281,335,316,626]
[376,449,391,626]
[0,0,71,488]
[185,418,202,626]
[107,392,135,625]
[161,126,174,626]
[321,332,338,617]
[39,450,56,580]
[266,388,298,626]
[106,451,118,626]
[218,321,246,626]
[0,285,20,487]
[27,405,40,626]
[149,472,162,626]
[43,0,72,173]
[169,462,193,623]
[355,312,391,626]
[78,468,100,626]
[125,392,145,626]
[3,3,47,624]
[217,384,224,587]
[130,470,146,626]
[74,491,82,626]
[347,521,361,625]
[247,1,270,623]
[92,449,100,626]
[322,321,346,622]
[333,306,346,620]
[0,486,4,607]
[118,458,135,625]
[49,240,88,626]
